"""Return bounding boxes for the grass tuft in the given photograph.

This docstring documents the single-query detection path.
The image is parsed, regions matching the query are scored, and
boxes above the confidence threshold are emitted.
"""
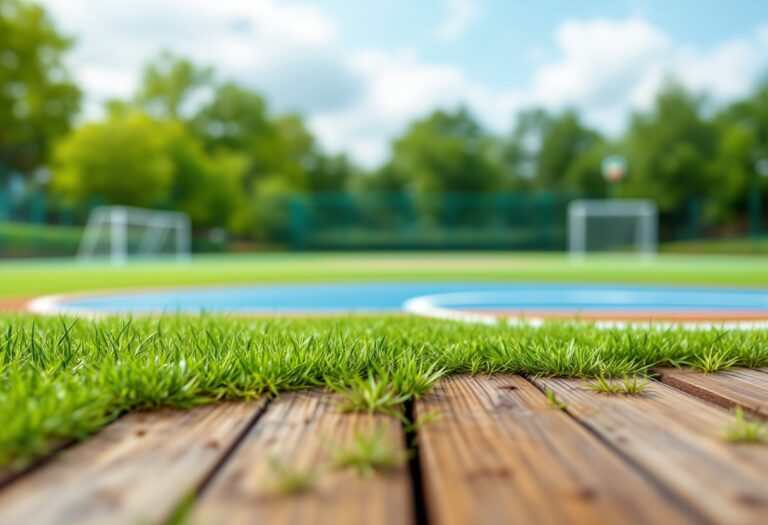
[690,347,740,373]
[269,456,316,495]
[544,388,567,410]
[587,375,649,395]
[721,406,767,443]
[332,427,407,477]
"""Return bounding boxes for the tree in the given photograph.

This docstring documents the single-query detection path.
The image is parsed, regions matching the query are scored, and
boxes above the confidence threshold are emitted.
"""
[623,82,718,216]
[52,112,175,207]
[385,107,502,194]
[136,51,213,120]
[709,79,768,223]
[0,0,80,176]
[307,153,355,193]
[52,110,246,229]
[192,82,272,153]
[563,140,613,198]
[502,109,602,191]
[193,84,330,186]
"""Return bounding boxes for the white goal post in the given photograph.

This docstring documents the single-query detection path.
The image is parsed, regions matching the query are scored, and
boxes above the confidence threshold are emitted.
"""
[78,206,191,265]
[568,199,657,257]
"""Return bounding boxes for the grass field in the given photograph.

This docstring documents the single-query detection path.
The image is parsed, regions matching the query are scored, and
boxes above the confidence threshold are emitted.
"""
[2,252,768,299]
[2,252,768,471]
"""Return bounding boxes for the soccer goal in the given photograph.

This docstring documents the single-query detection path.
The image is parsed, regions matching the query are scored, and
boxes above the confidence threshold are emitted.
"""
[568,200,657,257]
[78,206,191,265]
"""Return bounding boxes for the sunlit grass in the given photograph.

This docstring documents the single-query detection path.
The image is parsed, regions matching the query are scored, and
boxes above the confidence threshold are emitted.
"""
[331,427,407,477]
[721,406,767,443]
[1,313,768,469]
[587,375,649,395]
[545,388,567,410]
[268,456,317,495]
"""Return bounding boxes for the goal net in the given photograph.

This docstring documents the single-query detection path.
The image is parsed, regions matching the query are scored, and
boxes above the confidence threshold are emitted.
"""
[568,200,657,257]
[78,206,191,265]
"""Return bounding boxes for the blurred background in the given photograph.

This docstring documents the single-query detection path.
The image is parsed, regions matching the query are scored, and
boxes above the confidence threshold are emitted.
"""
[1,0,768,258]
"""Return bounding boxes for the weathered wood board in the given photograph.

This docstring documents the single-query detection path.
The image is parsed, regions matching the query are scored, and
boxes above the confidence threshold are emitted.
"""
[415,375,695,525]
[657,367,768,418]
[538,378,768,524]
[191,390,413,525]
[0,401,264,525]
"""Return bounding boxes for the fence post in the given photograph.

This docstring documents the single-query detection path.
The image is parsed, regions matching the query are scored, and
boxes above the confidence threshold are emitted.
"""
[289,196,307,250]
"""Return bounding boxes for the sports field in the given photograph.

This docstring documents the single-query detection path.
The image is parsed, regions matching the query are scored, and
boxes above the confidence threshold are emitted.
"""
[3,252,768,299]
[1,252,768,472]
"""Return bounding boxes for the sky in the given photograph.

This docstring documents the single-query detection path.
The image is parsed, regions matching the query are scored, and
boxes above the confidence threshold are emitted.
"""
[39,0,768,167]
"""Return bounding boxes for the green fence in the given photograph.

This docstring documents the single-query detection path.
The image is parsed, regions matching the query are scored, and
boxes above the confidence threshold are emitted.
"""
[286,192,578,250]
[1,187,764,256]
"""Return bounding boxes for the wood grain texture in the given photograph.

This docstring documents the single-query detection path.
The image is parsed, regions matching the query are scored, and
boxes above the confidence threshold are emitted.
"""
[415,375,694,525]
[657,367,768,418]
[191,390,413,525]
[0,401,264,525]
[537,378,768,525]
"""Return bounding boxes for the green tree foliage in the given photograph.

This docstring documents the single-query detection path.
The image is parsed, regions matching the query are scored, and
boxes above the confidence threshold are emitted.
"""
[193,84,320,190]
[192,83,272,153]
[709,80,768,222]
[384,107,501,194]
[502,109,603,191]
[52,112,175,207]
[136,51,213,120]
[0,0,80,175]
[623,82,718,215]
[51,111,244,229]
[307,153,355,193]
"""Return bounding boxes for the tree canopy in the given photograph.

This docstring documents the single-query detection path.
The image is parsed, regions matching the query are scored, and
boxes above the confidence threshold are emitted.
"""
[0,0,80,176]
[3,0,768,244]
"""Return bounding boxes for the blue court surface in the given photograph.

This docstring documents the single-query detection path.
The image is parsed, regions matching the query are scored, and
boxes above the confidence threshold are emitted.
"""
[29,282,768,320]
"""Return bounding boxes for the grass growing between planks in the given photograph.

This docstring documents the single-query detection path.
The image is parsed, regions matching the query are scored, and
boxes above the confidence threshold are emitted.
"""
[2,313,768,470]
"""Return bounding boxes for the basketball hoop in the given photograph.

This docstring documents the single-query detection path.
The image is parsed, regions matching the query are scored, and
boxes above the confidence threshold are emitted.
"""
[602,155,627,183]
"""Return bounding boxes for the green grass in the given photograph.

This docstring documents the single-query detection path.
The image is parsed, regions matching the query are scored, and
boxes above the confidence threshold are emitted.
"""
[720,406,767,443]
[331,426,407,477]
[661,236,768,255]
[2,252,768,299]
[268,457,317,494]
[2,252,768,471]
[2,314,768,470]
[587,375,650,395]
[545,388,568,410]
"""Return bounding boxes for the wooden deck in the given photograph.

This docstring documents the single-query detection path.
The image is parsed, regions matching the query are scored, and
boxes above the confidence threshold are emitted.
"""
[1,369,767,525]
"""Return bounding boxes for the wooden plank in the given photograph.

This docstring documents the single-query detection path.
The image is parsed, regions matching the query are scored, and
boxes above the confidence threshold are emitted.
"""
[191,390,414,525]
[657,367,768,418]
[0,401,265,525]
[0,439,73,488]
[414,375,695,525]
[537,378,768,525]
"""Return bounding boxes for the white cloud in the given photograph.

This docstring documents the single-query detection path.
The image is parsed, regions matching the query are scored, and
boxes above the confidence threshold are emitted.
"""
[310,49,520,165]
[522,19,768,133]
[437,0,481,40]
[36,1,768,167]
[40,0,353,115]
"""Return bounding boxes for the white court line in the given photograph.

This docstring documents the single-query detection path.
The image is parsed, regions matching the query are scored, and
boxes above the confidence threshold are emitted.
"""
[402,292,768,331]
[26,288,768,330]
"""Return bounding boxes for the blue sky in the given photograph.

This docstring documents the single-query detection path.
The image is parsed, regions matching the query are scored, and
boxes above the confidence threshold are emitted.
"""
[318,0,768,86]
[40,0,768,166]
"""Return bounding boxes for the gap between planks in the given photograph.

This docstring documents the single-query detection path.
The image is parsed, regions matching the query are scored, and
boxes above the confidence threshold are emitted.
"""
[656,367,768,419]
[413,374,700,525]
[190,390,414,525]
[0,400,267,525]
[537,377,768,525]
